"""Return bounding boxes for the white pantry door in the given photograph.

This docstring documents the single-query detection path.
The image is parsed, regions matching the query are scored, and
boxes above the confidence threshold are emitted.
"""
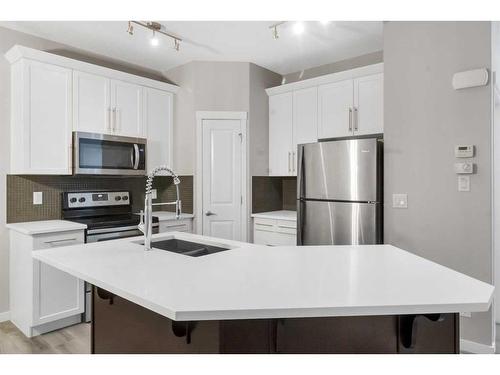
[202,119,242,241]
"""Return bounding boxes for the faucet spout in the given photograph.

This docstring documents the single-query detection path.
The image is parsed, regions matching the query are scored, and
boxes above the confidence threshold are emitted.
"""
[140,166,182,251]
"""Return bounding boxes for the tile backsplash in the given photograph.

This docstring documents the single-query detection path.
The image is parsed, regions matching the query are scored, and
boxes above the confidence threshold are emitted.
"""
[6,175,193,223]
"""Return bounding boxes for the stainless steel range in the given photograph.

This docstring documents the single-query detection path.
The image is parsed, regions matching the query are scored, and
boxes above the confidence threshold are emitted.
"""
[62,190,159,322]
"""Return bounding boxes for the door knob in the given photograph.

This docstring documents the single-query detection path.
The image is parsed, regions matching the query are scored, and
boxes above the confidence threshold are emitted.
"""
[205,211,216,216]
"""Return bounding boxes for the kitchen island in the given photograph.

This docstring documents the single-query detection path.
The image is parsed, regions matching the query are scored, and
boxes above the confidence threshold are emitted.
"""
[32,232,494,354]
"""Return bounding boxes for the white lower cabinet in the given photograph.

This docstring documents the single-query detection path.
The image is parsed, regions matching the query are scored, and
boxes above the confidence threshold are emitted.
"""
[253,218,297,246]
[9,230,85,337]
[158,219,193,233]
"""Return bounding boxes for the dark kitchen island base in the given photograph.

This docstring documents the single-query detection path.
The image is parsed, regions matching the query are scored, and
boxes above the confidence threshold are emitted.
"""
[92,287,460,354]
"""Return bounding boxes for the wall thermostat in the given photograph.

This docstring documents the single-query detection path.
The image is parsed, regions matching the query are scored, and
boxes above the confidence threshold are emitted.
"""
[455,145,474,158]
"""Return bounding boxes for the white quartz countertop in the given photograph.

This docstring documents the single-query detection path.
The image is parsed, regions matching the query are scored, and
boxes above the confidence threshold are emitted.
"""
[32,232,494,321]
[150,211,194,221]
[6,220,87,235]
[251,210,297,221]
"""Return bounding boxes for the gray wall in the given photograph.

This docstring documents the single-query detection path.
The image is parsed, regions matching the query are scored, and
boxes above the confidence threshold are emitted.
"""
[0,26,170,317]
[249,63,282,176]
[384,22,494,346]
[164,61,281,176]
[282,51,383,83]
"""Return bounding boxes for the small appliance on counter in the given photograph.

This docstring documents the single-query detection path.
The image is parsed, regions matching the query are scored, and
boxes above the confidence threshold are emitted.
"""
[62,190,159,322]
[297,138,383,246]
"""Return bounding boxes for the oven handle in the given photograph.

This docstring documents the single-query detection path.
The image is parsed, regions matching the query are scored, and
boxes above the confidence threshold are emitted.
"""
[87,223,158,235]
[133,144,140,170]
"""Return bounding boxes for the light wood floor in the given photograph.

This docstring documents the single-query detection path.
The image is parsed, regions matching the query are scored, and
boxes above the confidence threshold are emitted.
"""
[0,321,90,354]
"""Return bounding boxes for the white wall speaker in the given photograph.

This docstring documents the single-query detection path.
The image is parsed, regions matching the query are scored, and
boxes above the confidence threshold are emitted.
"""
[452,68,489,90]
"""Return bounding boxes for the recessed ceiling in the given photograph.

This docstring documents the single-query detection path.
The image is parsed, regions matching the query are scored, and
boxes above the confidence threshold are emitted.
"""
[0,21,383,75]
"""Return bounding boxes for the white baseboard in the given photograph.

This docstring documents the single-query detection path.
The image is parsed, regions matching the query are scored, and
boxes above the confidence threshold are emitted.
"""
[0,311,10,323]
[460,339,495,354]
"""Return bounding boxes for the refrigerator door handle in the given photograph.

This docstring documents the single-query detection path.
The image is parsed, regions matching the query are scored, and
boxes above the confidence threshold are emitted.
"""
[297,199,304,246]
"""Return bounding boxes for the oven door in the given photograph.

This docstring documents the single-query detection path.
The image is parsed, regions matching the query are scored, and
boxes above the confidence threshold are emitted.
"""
[86,224,159,243]
[73,131,146,175]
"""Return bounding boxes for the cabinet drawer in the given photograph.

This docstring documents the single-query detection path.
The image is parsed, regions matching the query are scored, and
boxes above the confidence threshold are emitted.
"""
[254,218,276,233]
[275,220,297,234]
[33,230,85,250]
[159,220,193,233]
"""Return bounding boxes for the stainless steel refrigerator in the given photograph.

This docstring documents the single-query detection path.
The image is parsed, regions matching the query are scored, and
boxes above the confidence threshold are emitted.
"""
[297,138,383,246]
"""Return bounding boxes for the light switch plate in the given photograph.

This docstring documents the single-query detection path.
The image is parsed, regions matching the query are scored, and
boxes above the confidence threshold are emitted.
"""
[392,194,408,208]
[33,191,43,205]
[454,161,473,174]
[151,189,157,200]
[458,176,470,192]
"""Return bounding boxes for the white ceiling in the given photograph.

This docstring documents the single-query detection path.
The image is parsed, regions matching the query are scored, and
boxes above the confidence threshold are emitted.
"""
[0,21,383,75]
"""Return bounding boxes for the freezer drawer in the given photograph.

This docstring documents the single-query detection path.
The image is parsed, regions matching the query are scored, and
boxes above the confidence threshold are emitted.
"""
[297,138,382,202]
[298,200,382,246]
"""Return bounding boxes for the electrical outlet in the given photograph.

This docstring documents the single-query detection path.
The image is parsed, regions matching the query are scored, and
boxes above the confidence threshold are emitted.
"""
[151,189,157,200]
[33,191,43,205]
[392,193,408,208]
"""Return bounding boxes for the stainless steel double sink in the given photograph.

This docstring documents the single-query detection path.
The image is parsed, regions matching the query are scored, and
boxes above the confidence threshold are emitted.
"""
[141,238,231,257]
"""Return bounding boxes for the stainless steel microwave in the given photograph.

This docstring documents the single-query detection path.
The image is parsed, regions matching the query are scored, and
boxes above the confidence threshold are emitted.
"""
[73,132,146,175]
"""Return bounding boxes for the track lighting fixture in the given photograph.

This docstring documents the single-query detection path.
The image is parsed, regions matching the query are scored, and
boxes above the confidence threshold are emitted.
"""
[127,21,182,51]
[127,21,134,35]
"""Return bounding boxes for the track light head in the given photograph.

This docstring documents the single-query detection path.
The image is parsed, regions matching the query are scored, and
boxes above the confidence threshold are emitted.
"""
[127,21,134,35]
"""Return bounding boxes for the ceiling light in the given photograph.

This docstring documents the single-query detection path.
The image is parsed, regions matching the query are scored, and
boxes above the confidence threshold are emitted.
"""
[127,21,182,52]
[150,31,159,47]
[293,22,305,35]
[319,20,331,26]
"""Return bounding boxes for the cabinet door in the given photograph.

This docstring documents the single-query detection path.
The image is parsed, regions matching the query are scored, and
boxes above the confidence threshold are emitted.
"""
[318,79,354,139]
[144,88,173,172]
[269,92,293,176]
[18,60,73,174]
[292,87,317,176]
[73,71,111,134]
[353,73,383,136]
[32,231,85,325]
[111,80,144,137]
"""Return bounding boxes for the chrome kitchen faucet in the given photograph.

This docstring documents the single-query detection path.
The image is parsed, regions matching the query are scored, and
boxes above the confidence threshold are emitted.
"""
[139,166,182,251]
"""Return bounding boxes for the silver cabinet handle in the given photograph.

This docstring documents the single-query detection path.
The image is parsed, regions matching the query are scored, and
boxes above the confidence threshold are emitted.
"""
[205,211,216,216]
[44,238,78,244]
[292,151,296,173]
[107,108,112,132]
[348,107,353,132]
[288,151,291,173]
[353,107,358,131]
[112,108,117,132]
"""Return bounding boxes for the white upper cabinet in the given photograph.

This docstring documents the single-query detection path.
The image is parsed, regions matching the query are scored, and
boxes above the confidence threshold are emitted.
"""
[318,79,354,139]
[144,87,173,172]
[267,65,383,169]
[293,87,318,146]
[10,59,73,175]
[73,71,111,134]
[111,80,144,137]
[353,73,383,136]
[269,92,293,176]
[74,73,145,137]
